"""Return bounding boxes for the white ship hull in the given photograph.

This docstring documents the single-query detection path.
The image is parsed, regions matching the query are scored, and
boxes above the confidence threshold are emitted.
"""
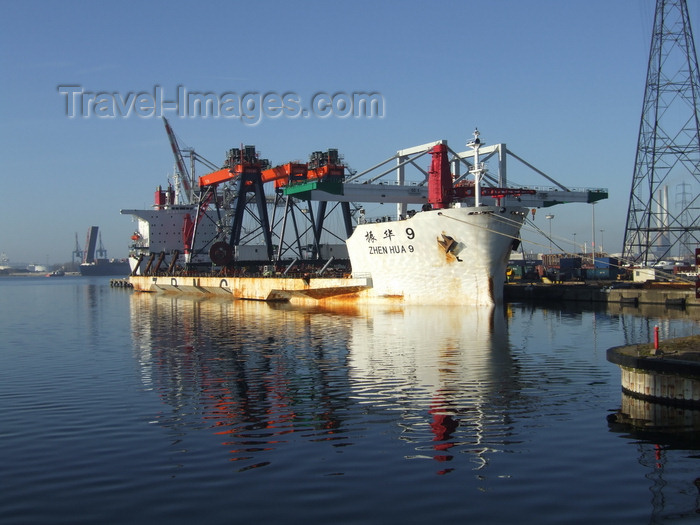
[346,205,526,305]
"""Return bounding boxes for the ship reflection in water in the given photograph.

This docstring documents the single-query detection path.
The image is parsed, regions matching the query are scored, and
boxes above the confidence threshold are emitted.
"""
[345,304,516,474]
[128,295,523,475]
[126,292,700,521]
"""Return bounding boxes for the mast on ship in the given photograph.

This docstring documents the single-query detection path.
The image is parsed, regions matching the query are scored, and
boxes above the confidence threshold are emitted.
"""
[468,129,484,207]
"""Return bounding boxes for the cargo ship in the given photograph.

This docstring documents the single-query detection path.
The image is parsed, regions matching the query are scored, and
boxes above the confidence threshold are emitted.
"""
[79,226,130,276]
[122,123,606,306]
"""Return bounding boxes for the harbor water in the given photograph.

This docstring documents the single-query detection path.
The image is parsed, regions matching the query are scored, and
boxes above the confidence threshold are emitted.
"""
[1,276,699,524]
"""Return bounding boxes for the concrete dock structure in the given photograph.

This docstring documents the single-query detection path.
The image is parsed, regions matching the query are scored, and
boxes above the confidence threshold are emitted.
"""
[607,335,700,408]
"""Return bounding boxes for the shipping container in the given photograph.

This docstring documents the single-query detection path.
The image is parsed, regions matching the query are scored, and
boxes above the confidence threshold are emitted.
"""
[559,257,582,270]
[583,267,615,280]
[594,257,619,269]
[235,245,268,261]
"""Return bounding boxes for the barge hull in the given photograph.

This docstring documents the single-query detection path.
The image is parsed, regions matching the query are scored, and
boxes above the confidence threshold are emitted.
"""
[129,275,374,305]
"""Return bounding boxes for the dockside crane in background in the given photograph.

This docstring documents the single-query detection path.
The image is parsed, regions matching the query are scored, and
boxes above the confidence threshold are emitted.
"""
[72,233,83,265]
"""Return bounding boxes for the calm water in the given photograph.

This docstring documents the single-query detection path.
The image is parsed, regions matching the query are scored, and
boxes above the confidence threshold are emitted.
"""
[1,276,700,524]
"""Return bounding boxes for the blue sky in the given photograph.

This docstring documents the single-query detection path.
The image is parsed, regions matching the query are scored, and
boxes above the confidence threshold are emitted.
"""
[1,0,696,264]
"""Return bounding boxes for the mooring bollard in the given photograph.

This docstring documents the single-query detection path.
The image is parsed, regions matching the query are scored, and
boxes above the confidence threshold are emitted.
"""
[654,325,659,351]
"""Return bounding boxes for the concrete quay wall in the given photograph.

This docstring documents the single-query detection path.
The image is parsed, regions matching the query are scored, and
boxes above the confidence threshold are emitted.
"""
[618,366,700,407]
[607,344,700,408]
[505,283,699,307]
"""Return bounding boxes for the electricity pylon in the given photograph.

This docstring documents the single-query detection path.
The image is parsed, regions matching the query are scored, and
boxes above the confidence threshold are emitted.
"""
[622,0,700,264]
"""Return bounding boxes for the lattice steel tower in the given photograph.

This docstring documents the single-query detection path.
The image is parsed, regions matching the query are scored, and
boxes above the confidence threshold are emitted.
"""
[622,0,700,264]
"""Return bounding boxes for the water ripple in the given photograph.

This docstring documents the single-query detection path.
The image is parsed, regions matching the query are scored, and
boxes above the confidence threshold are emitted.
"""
[3,281,700,524]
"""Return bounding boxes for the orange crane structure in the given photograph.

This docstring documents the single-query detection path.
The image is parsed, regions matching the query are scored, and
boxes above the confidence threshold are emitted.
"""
[268,149,352,262]
[188,144,353,266]
[191,146,274,263]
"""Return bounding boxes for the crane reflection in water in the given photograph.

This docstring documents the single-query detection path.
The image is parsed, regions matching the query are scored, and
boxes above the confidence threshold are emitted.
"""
[128,295,528,476]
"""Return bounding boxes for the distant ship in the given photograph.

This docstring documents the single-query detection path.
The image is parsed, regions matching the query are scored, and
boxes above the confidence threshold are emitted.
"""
[79,226,130,277]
